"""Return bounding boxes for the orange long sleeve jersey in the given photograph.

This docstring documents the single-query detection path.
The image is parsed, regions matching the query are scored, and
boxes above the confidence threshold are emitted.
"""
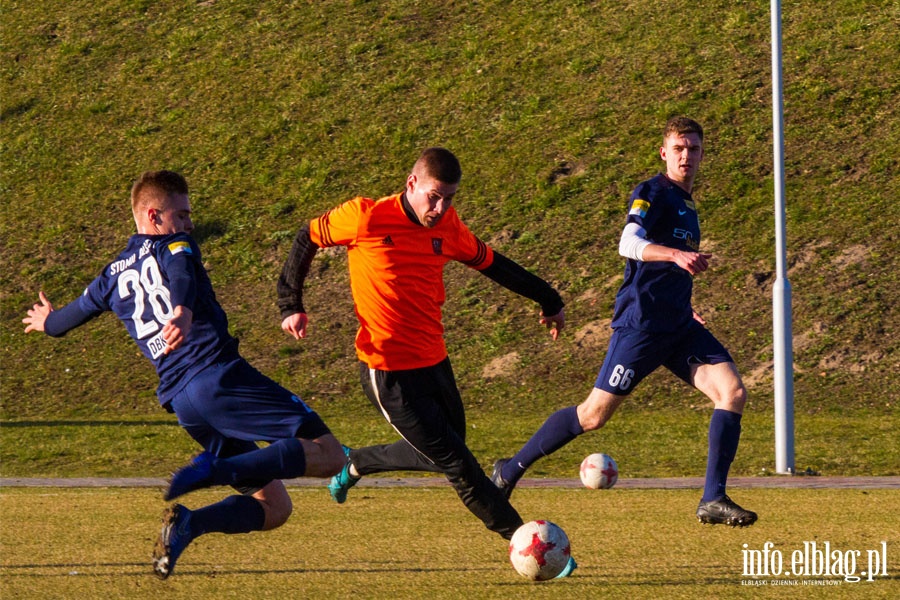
[278,193,563,371]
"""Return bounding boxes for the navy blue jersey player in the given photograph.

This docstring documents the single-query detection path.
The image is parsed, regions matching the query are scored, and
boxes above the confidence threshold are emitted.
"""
[491,117,757,527]
[23,170,346,578]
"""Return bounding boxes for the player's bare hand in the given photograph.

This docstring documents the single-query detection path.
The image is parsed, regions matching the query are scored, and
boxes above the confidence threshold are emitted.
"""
[674,251,711,275]
[23,291,53,333]
[692,310,707,326]
[281,312,309,340]
[540,308,565,341]
[162,305,193,354]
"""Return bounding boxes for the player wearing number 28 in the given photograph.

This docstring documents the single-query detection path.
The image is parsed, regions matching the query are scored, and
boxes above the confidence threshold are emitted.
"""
[23,170,346,579]
[492,117,757,528]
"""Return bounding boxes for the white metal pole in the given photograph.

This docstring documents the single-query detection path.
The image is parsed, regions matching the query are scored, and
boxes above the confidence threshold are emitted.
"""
[771,0,795,474]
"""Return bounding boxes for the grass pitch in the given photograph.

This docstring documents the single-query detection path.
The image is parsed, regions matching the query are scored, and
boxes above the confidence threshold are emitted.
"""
[2,2,898,596]
[1,486,897,599]
[4,0,899,422]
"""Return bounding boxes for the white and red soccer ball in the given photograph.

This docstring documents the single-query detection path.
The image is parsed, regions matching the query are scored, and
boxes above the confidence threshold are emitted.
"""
[508,520,571,580]
[580,453,618,489]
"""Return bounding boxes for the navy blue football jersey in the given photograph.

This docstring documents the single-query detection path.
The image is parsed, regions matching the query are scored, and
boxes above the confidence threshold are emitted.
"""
[46,233,237,404]
[611,173,701,333]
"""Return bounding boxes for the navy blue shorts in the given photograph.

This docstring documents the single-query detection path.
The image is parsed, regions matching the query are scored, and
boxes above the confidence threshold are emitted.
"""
[594,321,733,396]
[169,354,331,492]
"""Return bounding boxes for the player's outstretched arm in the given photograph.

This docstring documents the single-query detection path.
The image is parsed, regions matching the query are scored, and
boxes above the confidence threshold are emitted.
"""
[23,291,54,333]
[23,290,102,337]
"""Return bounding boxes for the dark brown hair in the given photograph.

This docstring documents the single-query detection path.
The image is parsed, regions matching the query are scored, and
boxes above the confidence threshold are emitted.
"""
[664,116,704,142]
[414,147,462,184]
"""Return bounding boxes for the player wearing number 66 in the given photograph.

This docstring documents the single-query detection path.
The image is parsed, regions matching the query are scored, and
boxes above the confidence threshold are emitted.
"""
[492,118,757,529]
[23,170,347,579]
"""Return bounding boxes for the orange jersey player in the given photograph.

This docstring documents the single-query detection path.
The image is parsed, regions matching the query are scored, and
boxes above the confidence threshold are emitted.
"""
[308,192,494,370]
[277,148,573,576]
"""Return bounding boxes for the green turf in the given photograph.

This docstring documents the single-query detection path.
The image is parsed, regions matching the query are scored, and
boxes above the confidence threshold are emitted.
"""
[2,0,898,429]
[1,10,899,599]
[2,2,897,596]
[1,487,897,599]
[1,406,897,479]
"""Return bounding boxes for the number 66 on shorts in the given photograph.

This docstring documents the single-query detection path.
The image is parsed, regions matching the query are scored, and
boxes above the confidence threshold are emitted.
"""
[607,365,634,391]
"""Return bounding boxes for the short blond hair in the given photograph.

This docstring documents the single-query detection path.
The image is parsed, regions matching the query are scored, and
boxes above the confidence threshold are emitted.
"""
[130,170,189,214]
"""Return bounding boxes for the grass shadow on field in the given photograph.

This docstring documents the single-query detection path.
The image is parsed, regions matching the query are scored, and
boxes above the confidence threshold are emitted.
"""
[1,420,177,428]
[3,560,150,578]
[2,561,500,577]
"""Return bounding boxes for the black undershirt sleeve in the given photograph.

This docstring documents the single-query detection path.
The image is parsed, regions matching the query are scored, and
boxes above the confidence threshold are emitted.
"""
[277,224,319,319]
[480,251,564,317]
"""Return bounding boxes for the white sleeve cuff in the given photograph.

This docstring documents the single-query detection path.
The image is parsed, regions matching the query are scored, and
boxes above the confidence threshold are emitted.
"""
[619,222,651,261]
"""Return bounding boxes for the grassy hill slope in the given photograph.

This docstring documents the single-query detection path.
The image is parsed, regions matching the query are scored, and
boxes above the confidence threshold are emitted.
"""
[2,1,897,475]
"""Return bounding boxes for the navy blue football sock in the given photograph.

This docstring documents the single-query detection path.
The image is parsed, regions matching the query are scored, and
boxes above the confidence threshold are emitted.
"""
[701,409,742,502]
[213,437,307,485]
[502,405,584,484]
[189,494,267,536]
